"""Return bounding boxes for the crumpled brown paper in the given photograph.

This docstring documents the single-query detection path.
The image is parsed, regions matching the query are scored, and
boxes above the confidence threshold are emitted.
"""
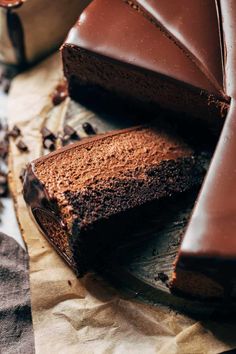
[8,53,236,354]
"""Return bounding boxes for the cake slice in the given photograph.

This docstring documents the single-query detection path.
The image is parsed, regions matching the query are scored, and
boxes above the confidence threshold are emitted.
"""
[62,0,229,133]
[23,126,205,276]
[0,0,92,66]
[171,1,236,300]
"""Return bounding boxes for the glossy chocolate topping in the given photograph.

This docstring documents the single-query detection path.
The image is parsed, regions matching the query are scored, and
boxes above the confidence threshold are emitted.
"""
[176,1,236,264]
[131,0,224,94]
[66,0,220,95]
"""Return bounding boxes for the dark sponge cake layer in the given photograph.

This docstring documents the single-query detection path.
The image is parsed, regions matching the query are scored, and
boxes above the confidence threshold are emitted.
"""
[23,126,205,276]
[63,46,227,134]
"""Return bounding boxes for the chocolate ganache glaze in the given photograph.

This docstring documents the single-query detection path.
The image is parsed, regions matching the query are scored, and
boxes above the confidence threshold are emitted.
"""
[172,1,236,299]
[127,0,224,93]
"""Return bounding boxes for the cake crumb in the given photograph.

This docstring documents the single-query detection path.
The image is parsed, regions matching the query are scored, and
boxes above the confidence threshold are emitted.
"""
[82,122,96,135]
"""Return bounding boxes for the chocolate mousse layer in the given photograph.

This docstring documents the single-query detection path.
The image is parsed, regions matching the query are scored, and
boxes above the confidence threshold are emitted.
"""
[62,0,229,133]
[23,126,205,276]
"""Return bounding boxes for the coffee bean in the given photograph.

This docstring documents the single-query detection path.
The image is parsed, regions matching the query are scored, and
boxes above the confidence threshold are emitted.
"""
[82,122,96,135]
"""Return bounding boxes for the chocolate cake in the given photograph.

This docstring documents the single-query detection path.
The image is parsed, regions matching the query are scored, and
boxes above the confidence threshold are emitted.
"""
[62,0,229,133]
[171,1,236,300]
[0,0,92,66]
[61,0,236,302]
[23,126,204,276]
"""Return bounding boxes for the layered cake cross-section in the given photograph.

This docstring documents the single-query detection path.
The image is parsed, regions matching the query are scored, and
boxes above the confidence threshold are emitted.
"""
[23,126,205,276]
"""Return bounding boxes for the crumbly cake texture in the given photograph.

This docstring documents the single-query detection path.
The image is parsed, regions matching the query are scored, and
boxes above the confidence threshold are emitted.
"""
[23,126,205,276]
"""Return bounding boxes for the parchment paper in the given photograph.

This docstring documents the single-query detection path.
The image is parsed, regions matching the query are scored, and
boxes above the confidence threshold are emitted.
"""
[8,53,236,354]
